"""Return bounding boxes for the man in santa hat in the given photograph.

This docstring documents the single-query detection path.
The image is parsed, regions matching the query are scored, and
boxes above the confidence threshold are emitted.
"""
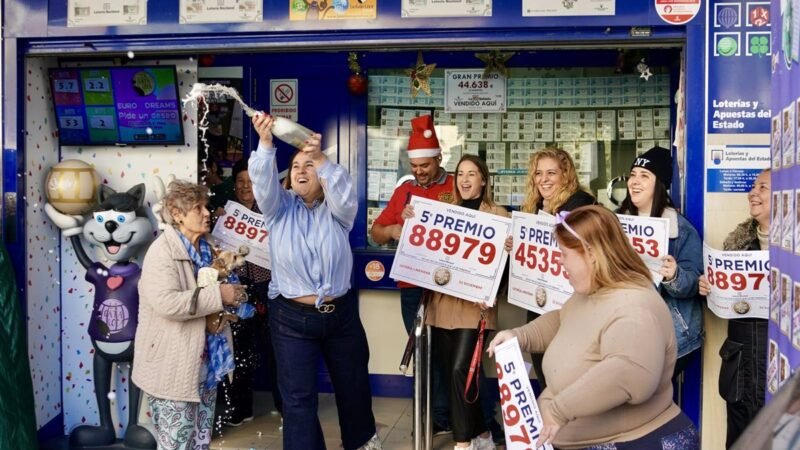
[370,114,453,434]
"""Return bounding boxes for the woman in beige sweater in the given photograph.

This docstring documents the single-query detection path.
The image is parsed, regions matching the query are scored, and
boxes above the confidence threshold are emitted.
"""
[488,206,699,450]
[132,180,244,449]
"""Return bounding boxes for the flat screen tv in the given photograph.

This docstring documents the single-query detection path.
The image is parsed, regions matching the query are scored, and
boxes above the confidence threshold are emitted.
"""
[49,65,185,146]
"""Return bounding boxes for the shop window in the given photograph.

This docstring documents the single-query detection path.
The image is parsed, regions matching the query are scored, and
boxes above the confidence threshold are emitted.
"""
[365,66,673,249]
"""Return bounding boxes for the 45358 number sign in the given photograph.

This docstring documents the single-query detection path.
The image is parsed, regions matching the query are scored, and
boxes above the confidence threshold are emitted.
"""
[507,211,574,314]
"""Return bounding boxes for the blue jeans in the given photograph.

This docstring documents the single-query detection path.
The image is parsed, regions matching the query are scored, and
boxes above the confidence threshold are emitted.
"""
[583,412,698,449]
[270,292,376,450]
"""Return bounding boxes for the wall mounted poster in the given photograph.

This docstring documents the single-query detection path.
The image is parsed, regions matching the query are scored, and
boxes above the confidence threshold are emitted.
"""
[290,0,377,20]
[445,70,507,113]
[68,0,147,26]
[768,0,800,401]
[655,0,700,25]
[522,0,614,16]
[401,0,491,18]
[180,0,262,24]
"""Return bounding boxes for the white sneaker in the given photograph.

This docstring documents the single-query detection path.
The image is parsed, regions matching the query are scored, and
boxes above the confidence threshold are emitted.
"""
[472,433,496,450]
[359,433,382,450]
[453,445,475,450]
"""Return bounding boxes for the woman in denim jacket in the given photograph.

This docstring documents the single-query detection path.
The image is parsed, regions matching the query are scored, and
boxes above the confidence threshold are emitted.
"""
[617,147,703,378]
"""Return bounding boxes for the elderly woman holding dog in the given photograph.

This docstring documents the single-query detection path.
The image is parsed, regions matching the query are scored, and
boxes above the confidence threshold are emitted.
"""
[132,180,246,449]
[249,114,380,450]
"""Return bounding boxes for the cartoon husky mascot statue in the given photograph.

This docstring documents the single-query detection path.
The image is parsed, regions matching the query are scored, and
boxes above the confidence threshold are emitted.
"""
[45,184,156,449]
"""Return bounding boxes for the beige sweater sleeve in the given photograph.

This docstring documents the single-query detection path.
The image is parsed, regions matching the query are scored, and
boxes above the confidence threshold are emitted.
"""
[547,307,667,426]
[139,240,223,321]
[510,309,561,353]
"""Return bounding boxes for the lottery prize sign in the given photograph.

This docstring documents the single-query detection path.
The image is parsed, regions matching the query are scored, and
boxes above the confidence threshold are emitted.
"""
[616,214,669,284]
[508,211,572,314]
[211,201,271,270]
[493,337,553,450]
[703,243,769,319]
[389,197,511,305]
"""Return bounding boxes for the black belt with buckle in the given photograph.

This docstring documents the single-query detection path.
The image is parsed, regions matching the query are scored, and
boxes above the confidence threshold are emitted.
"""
[283,296,337,314]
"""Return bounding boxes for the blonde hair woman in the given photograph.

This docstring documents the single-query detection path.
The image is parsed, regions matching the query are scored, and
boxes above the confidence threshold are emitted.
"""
[508,147,595,391]
[521,147,595,215]
[488,206,698,450]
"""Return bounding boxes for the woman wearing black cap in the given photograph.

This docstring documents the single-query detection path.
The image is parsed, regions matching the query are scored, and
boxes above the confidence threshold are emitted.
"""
[616,147,703,379]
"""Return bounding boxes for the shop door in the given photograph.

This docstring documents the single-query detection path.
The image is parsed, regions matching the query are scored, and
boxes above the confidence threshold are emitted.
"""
[250,53,353,173]
[249,52,354,392]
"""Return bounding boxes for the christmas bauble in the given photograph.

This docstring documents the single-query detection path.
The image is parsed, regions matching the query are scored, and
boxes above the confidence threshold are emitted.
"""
[348,74,367,96]
[45,159,100,215]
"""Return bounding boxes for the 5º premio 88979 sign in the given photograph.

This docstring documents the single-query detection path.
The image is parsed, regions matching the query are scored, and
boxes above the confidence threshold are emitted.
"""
[389,196,511,306]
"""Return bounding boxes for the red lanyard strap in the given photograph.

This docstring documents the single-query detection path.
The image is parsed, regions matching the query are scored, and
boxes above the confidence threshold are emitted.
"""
[464,316,486,404]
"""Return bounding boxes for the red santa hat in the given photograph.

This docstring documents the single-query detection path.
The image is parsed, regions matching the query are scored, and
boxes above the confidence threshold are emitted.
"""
[407,114,441,159]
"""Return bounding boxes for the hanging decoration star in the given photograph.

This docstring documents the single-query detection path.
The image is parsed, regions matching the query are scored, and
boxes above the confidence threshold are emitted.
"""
[636,58,652,81]
[475,51,515,78]
[405,51,436,98]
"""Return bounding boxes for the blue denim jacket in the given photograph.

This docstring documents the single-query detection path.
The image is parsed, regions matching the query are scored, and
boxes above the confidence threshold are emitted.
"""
[660,211,704,358]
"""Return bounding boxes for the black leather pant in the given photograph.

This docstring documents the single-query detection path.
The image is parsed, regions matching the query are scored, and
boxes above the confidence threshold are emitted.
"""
[719,318,767,448]
[431,327,488,442]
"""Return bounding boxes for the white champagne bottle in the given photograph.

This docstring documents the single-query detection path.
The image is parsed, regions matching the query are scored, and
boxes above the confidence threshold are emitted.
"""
[185,83,314,149]
[271,116,314,149]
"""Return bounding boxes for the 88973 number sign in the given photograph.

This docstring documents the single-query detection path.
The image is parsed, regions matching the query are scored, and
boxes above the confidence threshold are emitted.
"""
[221,214,268,243]
[389,197,511,306]
[211,201,272,270]
[703,244,769,319]
[493,337,553,450]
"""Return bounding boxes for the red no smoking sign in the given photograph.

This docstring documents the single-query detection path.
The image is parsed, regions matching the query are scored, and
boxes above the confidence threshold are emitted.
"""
[270,78,298,121]
[274,83,294,103]
[270,79,297,106]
